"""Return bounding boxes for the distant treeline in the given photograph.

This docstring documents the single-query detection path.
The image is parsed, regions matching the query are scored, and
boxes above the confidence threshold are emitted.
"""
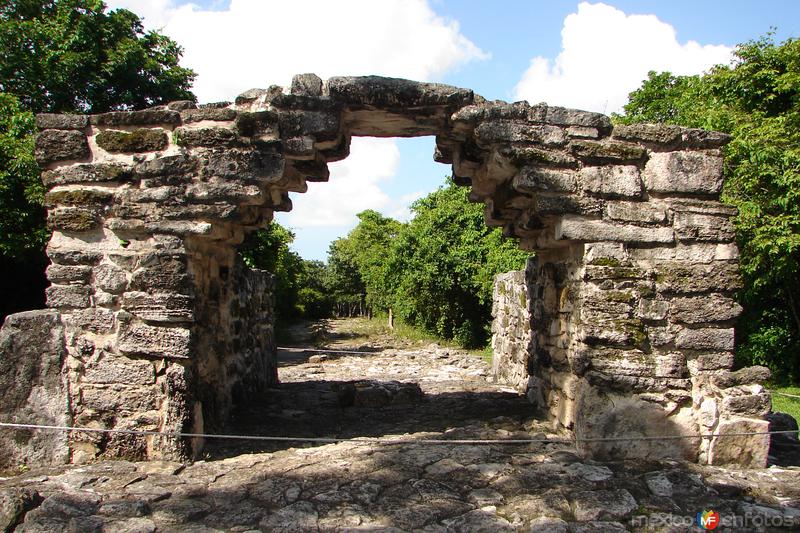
[241,178,529,348]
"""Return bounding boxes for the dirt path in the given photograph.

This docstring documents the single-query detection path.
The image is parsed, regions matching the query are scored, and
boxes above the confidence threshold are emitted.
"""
[2,318,799,532]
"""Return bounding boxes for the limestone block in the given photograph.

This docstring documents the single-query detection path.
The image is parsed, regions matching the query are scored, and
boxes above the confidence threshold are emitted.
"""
[698,398,718,427]
[283,136,315,158]
[96,129,168,153]
[675,328,734,351]
[569,140,646,164]
[42,163,131,186]
[513,167,577,193]
[583,264,647,281]
[47,207,101,232]
[90,109,180,126]
[669,295,742,324]
[129,255,189,292]
[173,126,239,148]
[720,392,771,417]
[584,242,628,263]
[235,110,280,138]
[643,151,724,195]
[202,149,283,180]
[499,145,578,168]
[35,130,90,165]
[692,352,735,371]
[327,75,473,108]
[544,106,612,130]
[655,262,741,294]
[637,299,669,321]
[36,113,89,130]
[47,248,103,266]
[83,352,155,385]
[474,121,567,145]
[673,211,735,243]
[46,264,92,284]
[117,320,191,359]
[291,73,323,96]
[135,154,199,178]
[555,216,674,243]
[604,201,669,225]
[280,111,340,142]
[81,385,158,413]
[94,264,128,294]
[708,418,769,467]
[180,108,237,123]
[612,123,682,146]
[72,308,116,334]
[580,319,645,348]
[46,285,91,309]
[167,99,197,110]
[235,87,274,106]
[567,126,599,138]
[0,310,70,467]
[614,124,730,149]
[122,292,194,323]
[580,166,642,198]
[588,350,657,377]
[44,189,113,209]
[711,366,771,388]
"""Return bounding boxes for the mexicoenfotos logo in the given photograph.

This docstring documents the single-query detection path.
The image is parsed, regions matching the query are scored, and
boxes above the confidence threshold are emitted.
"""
[697,509,721,530]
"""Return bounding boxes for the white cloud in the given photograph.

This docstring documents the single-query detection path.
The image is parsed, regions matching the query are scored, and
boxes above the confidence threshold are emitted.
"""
[107,0,485,256]
[513,2,732,115]
[109,0,486,103]
[387,191,426,222]
[280,138,400,228]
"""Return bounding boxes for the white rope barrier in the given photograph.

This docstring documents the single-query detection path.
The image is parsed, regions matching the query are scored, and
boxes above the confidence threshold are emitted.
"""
[0,421,796,446]
[277,346,377,355]
[772,391,800,400]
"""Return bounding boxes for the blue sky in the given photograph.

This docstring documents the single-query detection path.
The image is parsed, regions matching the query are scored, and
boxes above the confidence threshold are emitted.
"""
[110,0,800,261]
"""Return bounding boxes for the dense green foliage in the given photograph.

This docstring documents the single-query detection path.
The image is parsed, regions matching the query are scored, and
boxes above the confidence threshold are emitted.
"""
[0,0,196,114]
[0,0,196,319]
[329,180,529,347]
[240,222,332,320]
[0,94,42,257]
[617,35,800,383]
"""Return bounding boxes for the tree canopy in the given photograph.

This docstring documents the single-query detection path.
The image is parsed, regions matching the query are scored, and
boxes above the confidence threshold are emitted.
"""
[617,34,800,383]
[0,0,196,319]
[0,0,196,114]
[328,179,529,347]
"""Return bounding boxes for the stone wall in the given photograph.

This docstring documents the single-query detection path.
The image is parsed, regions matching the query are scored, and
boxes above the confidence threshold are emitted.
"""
[491,263,534,393]
[492,241,772,466]
[3,73,771,466]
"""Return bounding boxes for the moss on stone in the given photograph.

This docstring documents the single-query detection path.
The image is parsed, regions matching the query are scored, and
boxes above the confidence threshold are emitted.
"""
[589,257,622,267]
[96,129,168,153]
[45,189,113,208]
[604,290,634,304]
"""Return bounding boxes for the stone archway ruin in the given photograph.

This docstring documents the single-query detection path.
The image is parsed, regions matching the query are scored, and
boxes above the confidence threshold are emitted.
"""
[0,74,772,467]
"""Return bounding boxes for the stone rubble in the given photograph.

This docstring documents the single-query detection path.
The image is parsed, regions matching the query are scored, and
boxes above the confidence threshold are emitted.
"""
[0,323,798,532]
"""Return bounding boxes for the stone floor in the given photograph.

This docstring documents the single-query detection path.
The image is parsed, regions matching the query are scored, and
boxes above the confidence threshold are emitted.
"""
[2,319,799,532]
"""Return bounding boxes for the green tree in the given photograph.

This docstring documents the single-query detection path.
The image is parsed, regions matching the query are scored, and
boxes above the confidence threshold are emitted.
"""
[240,222,305,320]
[0,0,196,114]
[617,34,800,383]
[327,210,401,316]
[0,0,196,319]
[384,180,528,347]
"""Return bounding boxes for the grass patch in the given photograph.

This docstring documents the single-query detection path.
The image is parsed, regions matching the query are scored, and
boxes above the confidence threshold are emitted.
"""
[346,316,494,363]
[771,387,800,428]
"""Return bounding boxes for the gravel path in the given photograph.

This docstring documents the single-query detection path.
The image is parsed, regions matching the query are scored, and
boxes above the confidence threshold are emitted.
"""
[2,319,799,532]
